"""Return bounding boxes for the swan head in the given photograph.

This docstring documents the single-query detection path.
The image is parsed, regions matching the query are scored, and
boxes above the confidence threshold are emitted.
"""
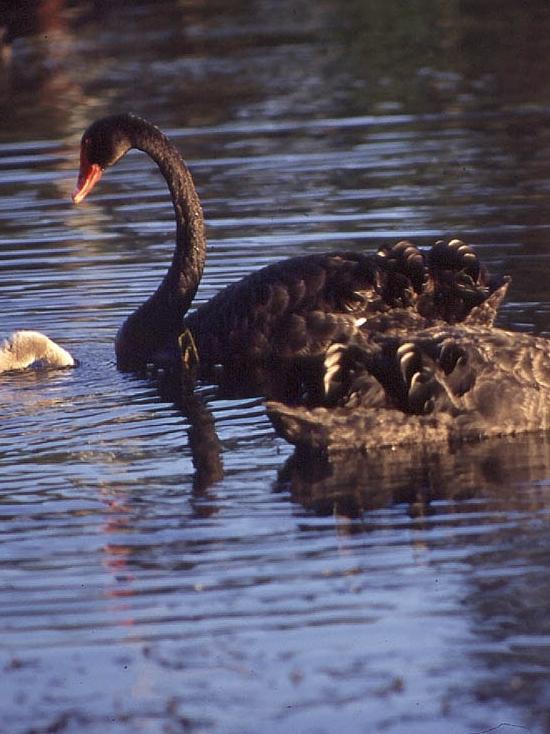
[0,331,76,373]
[72,114,144,204]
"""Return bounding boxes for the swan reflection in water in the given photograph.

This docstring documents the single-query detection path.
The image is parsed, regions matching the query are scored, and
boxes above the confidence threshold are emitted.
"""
[153,370,224,496]
[147,369,550,532]
[274,435,550,523]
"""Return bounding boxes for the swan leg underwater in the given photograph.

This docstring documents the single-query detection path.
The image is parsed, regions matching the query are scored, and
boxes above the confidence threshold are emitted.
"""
[0,331,75,373]
[72,114,507,396]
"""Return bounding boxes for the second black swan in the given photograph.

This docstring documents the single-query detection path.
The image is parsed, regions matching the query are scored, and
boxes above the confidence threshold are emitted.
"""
[72,114,507,390]
[266,325,550,451]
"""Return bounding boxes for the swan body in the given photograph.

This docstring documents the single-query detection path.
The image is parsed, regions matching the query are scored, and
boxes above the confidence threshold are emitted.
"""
[266,325,550,451]
[0,331,75,373]
[73,114,507,390]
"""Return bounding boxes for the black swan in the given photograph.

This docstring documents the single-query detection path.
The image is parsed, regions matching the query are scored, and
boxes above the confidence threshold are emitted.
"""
[0,331,75,372]
[266,324,550,451]
[72,114,507,391]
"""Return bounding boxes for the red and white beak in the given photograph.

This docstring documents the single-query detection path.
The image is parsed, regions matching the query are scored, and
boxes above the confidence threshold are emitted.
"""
[72,146,103,204]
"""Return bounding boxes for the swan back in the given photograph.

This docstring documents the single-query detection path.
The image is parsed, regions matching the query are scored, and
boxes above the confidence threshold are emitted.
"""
[0,331,75,373]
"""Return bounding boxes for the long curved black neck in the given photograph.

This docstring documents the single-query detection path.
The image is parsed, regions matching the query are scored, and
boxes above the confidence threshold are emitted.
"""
[115,118,206,370]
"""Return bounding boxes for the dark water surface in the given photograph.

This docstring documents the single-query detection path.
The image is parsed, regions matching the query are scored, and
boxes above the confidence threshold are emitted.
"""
[2,1,550,732]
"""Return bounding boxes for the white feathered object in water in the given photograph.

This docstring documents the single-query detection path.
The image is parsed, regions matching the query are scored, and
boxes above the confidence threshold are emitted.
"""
[0,331,75,373]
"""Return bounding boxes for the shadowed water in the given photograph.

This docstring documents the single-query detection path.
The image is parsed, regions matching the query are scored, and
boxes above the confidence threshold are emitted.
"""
[2,1,550,732]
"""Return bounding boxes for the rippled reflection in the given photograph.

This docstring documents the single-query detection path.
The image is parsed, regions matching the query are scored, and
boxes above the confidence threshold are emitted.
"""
[277,435,550,521]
